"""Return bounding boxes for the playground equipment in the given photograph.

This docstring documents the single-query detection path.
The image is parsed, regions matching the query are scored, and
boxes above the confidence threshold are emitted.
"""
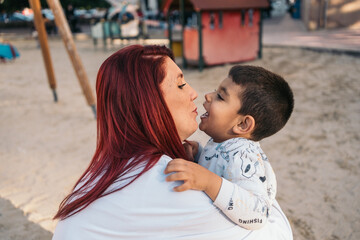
[28,0,96,117]
[28,0,57,102]
[164,0,269,71]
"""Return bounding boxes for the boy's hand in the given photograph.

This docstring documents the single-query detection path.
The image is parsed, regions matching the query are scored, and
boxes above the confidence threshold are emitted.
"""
[164,158,222,201]
[183,140,199,162]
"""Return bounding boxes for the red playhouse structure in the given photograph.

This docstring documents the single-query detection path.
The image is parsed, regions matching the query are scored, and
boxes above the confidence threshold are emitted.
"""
[164,0,269,71]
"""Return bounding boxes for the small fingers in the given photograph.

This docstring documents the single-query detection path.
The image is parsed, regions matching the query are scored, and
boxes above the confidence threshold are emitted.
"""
[164,159,188,174]
[183,143,192,152]
[165,172,187,182]
[173,182,191,192]
[164,164,183,175]
[183,144,195,162]
[165,172,192,192]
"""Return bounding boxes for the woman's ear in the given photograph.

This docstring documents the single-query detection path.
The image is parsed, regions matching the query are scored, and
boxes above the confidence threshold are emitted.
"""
[233,115,255,136]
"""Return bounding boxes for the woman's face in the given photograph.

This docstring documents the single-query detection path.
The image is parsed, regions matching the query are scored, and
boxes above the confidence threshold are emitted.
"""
[161,57,198,141]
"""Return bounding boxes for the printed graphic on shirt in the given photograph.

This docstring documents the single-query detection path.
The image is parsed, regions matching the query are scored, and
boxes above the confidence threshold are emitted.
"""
[200,137,278,230]
[205,153,218,161]
[233,145,259,179]
[259,176,266,182]
[203,138,269,180]
[200,137,277,204]
[228,198,234,210]
[216,138,246,162]
[238,218,263,224]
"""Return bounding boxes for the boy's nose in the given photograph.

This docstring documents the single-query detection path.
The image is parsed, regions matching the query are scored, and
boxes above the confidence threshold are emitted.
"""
[204,92,212,102]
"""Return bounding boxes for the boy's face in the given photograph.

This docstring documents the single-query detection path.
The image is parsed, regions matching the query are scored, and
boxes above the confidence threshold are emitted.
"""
[199,77,243,143]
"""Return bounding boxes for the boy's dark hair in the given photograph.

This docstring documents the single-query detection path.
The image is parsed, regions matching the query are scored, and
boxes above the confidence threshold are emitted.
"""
[229,65,294,141]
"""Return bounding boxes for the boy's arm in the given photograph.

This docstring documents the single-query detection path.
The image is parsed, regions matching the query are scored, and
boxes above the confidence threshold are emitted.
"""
[213,148,273,230]
[164,155,272,230]
[213,178,270,230]
[164,158,222,201]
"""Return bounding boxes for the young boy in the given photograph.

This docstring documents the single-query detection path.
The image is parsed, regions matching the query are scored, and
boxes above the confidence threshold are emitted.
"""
[165,65,294,230]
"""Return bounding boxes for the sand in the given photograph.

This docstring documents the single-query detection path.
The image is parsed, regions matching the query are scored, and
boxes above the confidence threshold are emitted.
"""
[0,39,359,240]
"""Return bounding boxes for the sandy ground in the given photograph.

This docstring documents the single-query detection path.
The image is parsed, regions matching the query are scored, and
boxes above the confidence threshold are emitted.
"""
[0,39,359,240]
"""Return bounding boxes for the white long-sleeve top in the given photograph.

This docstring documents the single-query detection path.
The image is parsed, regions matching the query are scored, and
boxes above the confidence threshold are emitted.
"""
[53,155,292,240]
[197,138,277,230]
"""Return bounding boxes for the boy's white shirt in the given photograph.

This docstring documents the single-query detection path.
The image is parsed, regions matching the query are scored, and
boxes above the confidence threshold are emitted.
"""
[197,137,277,230]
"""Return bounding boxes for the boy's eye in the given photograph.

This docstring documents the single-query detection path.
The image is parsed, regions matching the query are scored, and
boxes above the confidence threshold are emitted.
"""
[178,83,186,89]
[217,93,224,101]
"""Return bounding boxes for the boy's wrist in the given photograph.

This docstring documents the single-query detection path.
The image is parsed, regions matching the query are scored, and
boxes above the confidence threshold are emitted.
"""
[212,178,234,210]
[204,172,222,201]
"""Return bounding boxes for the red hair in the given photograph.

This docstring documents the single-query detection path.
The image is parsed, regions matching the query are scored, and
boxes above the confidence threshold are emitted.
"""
[54,45,188,219]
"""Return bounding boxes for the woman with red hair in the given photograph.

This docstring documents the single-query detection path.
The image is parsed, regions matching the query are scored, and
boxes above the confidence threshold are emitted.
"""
[52,45,292,239]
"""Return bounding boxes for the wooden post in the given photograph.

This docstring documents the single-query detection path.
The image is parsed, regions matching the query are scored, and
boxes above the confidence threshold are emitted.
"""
[28,0,58,102]
[46,0,96,117]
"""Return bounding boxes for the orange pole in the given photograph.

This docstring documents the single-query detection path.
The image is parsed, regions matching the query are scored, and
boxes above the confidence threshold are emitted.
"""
[46,0,96,117]
[28,0,58,102]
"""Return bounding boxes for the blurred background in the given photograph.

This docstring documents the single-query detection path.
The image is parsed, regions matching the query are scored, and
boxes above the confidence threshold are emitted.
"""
[1,0,359,41]
[1,0,359,65]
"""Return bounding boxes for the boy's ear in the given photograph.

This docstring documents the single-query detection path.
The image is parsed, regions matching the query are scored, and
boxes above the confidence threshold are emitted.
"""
[233,115,255,136]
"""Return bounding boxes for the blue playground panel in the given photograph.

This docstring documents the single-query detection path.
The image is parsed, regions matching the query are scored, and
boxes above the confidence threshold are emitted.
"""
[0,43,20,60]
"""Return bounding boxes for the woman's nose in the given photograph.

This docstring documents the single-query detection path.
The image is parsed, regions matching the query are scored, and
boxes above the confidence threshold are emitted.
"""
[189,84,198,101]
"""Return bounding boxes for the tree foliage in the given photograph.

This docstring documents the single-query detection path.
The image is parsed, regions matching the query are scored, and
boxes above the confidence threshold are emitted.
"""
[0,0,110,13]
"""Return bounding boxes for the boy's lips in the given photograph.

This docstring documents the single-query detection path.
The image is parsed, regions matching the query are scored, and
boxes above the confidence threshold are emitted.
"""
[200,112,209,119]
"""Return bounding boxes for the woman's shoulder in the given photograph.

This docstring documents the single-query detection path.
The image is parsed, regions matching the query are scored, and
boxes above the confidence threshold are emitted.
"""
[158,154,173,163]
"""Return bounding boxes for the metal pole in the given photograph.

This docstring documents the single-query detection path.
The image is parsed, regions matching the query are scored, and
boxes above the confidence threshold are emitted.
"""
[258,9,263,59]
[323,0,328,29]
[180,0,187,68]
[167,12,173,51]
[28,0,58,102]
[197,10,203,72]
[46,0,96,118]
[102,21,107,49]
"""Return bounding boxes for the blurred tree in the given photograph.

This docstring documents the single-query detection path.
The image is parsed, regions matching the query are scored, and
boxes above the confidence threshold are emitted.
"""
[0,0,29,13]
[0,0,110,13]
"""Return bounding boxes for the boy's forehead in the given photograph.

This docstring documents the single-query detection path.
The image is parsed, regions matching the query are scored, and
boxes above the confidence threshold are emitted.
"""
[218,77,244,100]
[219,77,243,96]
[219,77,232,87]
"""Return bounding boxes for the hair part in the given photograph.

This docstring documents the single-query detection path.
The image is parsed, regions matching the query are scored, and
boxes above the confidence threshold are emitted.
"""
[54,45,187,220]
[229,65,294,141]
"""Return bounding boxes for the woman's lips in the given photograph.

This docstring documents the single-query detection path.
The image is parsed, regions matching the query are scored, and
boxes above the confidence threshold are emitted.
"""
[193,108,198,115]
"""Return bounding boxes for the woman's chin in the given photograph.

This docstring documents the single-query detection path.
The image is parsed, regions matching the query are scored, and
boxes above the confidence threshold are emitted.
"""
[181,122,199,140]
[191,122,199,134]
